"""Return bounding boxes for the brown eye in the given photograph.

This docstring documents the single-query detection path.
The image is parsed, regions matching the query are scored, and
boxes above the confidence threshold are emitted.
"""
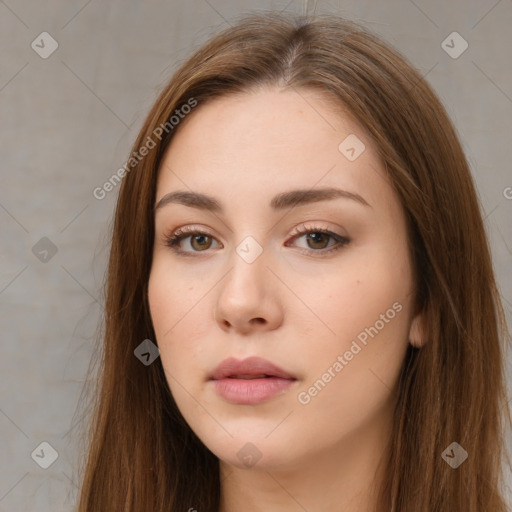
[287,225,350,255]
[164,228,221,256]
[189,234,213,251]
[164,225,349,257]
[304,232,331,250]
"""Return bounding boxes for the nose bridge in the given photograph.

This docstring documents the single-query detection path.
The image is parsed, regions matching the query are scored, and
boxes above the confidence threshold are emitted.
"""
[214,232,282,332]
[223,234,268,299]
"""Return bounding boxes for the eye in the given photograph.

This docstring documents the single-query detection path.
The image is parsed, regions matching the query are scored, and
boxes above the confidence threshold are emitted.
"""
[163,226,220,256]
[162,223,350,257]
[286,223,350,255]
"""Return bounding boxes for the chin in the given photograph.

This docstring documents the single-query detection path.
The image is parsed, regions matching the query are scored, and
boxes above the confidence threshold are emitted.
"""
[201,431,300,471]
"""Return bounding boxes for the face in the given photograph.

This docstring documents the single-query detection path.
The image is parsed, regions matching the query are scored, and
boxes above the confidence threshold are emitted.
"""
[148,87,423,471]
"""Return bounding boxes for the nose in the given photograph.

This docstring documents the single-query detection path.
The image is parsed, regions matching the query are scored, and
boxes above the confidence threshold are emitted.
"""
[213,247,284,335]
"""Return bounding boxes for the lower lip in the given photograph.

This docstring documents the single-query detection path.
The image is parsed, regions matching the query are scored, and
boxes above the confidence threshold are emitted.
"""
[211,377,296,405]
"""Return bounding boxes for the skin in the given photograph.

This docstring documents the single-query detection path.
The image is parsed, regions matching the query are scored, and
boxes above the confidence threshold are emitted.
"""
[148,86,425,512]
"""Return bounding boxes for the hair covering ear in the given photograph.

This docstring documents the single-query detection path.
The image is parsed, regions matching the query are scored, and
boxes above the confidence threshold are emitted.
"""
[409,312,426,348]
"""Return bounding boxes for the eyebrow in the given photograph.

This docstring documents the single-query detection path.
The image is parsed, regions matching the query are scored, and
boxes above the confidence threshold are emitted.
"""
[154,187,371,213]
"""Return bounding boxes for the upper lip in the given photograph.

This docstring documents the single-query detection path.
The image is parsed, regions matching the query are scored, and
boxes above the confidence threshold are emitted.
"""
[210,356,296,380]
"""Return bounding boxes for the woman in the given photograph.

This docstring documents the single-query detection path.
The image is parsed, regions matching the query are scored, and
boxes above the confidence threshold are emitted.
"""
[76,11,511,511]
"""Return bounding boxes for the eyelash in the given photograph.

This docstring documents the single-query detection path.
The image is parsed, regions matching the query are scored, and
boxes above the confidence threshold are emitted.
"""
[162,224,350,258]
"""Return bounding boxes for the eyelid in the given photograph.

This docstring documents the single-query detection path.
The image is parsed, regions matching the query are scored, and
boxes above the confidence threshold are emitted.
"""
[288,222,345,239]
[171,224,217,239]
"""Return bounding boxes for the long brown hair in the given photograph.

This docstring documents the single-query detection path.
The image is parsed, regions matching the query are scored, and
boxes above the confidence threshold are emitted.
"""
[75,12,511,511]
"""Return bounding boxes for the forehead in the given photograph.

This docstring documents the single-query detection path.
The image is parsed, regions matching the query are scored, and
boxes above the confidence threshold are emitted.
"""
[162,87,369,162]
[156,87,393,215]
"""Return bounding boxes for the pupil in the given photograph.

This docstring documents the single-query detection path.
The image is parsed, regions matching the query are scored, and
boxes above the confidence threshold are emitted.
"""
[308,232,327,249]
[192,235,211,250]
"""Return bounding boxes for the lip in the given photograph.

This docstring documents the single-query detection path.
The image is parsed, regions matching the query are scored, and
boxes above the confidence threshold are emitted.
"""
[209,356,297,405]
[210,356,296,380]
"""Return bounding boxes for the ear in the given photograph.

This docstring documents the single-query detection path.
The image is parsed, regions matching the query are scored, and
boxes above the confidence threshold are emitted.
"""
[409,310,426,348]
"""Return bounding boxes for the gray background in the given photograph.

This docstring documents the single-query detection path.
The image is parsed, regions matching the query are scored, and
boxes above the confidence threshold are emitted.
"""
[1,0,511,510]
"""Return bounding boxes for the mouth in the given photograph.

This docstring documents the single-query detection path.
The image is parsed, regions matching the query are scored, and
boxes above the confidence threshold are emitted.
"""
[209,356,296,381]
[211,376,297,405]
[209,357,297,405]
[227,374,280,379]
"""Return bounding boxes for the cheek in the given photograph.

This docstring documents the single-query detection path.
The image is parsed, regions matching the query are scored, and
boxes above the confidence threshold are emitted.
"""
[291,288,410,450]
[293,245,413,403]
[148,262,207,374]
[148,255,207,333]
[297,275,410,384]
[148,267,213,428]
[292,248,411,342]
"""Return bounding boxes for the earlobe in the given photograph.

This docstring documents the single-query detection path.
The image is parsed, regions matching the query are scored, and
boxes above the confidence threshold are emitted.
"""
[409,311,426,348]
